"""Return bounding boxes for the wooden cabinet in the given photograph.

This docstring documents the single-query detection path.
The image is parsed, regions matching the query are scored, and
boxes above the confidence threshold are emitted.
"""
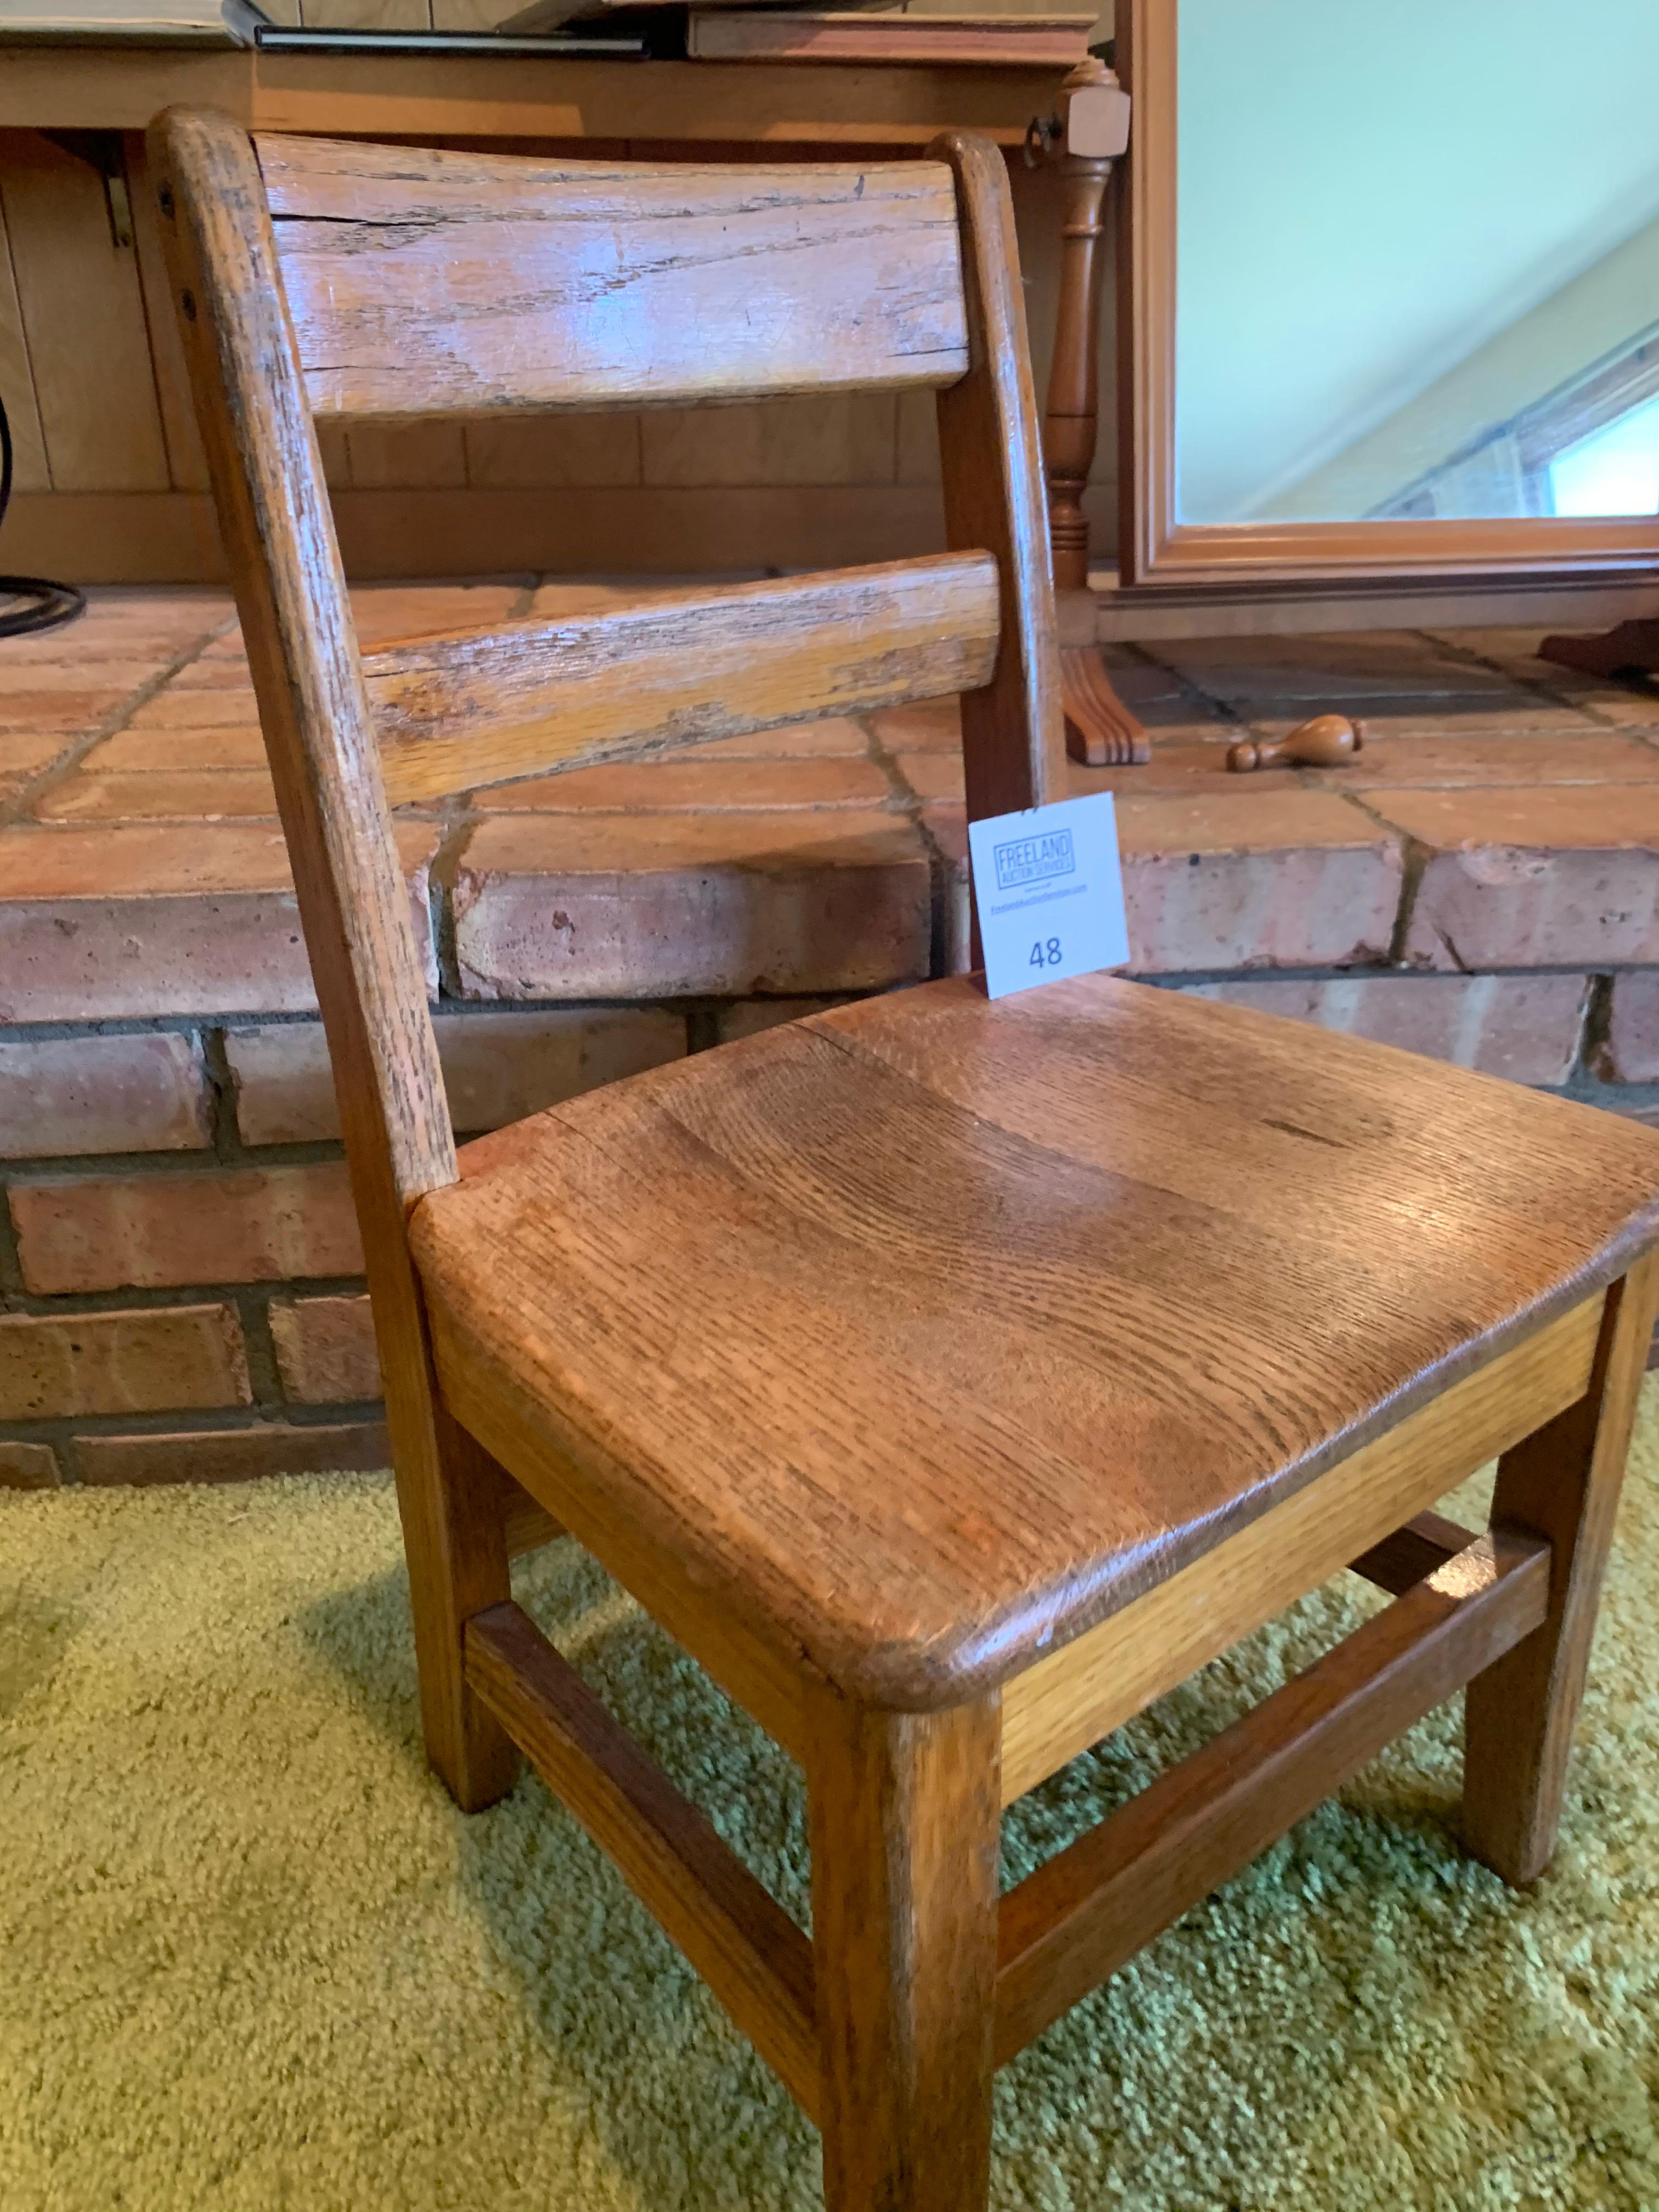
[0,46,1100,582]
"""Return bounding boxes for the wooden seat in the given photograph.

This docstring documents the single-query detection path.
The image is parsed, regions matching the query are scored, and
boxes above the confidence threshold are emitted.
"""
[411,969,1659,1716]
[153,101,1659,2212]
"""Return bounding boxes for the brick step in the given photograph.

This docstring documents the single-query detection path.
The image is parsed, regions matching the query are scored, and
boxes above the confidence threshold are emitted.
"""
[7,586,1659,1486]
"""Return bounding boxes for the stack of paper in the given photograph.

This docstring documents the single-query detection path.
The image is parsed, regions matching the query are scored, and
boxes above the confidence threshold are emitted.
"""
[0,0,246,42]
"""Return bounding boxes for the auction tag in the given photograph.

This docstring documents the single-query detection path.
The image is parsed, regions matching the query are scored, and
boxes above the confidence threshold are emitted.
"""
[967,791,1130,1000]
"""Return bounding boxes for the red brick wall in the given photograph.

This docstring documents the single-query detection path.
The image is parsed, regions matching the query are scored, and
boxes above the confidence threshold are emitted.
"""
[0,1001,813,1485]
[8,601,1659,1487]
[7,965,1653,1489]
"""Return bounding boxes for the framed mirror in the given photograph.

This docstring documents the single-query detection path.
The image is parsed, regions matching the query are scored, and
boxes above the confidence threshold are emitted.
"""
[1117,0,1659,595]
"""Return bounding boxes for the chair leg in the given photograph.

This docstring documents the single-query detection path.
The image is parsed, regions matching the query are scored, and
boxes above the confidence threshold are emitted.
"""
[391,1389,521,1813]
[1463,1254,1659,1883]
[808,1692,1001,2212]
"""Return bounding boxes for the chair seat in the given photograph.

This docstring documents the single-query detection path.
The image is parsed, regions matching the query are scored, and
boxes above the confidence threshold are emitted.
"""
[410,973,1659,1710]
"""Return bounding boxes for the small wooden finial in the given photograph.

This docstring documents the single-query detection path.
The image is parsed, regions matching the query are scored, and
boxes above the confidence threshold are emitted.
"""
[1227,713,1365,774]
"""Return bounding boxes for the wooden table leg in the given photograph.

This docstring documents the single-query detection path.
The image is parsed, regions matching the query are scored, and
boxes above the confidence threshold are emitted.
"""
[1041,61,1149,768]
[810,1694,1002,2212]
[1463,1248,1659,1884]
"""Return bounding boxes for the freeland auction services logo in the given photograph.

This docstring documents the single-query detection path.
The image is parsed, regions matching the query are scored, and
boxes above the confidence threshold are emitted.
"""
[992,826,1077,894]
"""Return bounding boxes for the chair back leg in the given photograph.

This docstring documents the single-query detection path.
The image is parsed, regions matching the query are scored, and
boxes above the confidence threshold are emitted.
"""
[419,1407,522,1809]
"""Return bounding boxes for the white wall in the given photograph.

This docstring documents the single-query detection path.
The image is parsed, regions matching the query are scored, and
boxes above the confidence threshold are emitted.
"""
[1175,0,1659,521]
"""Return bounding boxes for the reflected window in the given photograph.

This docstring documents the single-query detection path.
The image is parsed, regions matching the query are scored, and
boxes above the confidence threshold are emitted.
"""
[1550,390,1659,517]
[1175,0,1659,525]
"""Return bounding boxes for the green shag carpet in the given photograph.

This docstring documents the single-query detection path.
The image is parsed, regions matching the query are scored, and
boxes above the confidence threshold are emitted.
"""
[7,1391,1659,2212]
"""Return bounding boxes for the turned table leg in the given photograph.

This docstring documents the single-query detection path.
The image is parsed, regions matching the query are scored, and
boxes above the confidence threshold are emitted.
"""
[1039,60,1149,768]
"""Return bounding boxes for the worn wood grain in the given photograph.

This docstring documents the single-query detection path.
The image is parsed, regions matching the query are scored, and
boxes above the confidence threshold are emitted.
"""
[466,1599,821,2115]
[149,106,517,1807]
[365,554,1000,806]
[411,973,1659,1711]
[1000,1297,1599,1804]
[810,1692,1000,2210]
[255,134,970,420]
[1463,1248,1659,1882]
[994,1526,1551,2066]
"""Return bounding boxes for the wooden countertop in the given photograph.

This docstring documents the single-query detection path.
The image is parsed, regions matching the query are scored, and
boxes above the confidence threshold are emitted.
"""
[0,38,1062,144]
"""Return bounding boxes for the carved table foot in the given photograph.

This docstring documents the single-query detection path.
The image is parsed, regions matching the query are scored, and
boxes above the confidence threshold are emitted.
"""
[1539,619,1659,689]
[1062,646,1151,766]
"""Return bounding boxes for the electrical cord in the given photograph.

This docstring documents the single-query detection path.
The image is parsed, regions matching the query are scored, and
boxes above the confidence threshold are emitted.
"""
[0,387,86,639]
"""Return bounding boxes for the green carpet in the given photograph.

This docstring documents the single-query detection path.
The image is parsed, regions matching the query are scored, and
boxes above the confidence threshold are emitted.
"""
[6,1396,1659,2212]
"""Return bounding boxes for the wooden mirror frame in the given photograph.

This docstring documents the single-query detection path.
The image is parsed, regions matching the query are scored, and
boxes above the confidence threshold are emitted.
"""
[1115,0,1659,597]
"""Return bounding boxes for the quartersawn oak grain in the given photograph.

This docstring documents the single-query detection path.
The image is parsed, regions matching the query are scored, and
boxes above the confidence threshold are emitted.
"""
[256,133,971,420]
[998,1293,1600,1804]
[411,972,1659,1710]
[365,554,1000,806]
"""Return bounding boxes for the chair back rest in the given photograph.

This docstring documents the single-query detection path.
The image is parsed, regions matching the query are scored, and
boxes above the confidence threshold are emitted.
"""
[260,134,972,417]
[149,108,1063,1237]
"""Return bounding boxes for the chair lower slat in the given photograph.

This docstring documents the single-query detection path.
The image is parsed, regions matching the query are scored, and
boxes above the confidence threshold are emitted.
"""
[367,554,1001,807]
[464,1600,821,2119]
[992,1528,1550,2069]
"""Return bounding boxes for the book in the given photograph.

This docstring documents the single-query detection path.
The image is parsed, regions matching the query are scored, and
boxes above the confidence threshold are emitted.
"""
[0,0,244,43]
[499,0,890,33]
[686,9,1097,65]
[0,1,641,53]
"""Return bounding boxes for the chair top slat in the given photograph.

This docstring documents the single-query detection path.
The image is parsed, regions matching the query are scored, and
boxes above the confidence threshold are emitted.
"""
[255,134,972,419]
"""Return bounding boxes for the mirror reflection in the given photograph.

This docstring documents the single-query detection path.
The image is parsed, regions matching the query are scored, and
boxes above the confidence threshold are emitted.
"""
[1175,0,1659,523]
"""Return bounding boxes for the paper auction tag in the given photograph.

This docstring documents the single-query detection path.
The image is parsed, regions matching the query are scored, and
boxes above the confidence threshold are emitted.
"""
[967,791,1130,1000]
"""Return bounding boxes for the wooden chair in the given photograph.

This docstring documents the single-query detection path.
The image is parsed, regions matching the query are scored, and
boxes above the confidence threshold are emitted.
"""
[153,106,1659,2211]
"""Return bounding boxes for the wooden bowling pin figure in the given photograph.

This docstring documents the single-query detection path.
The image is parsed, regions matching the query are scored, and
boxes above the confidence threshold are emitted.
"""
[1227,713,1365,773]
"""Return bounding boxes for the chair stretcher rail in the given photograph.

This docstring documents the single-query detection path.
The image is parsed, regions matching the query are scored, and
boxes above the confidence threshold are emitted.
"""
[992,1525,1551,2067]
[464,1600,821,2118]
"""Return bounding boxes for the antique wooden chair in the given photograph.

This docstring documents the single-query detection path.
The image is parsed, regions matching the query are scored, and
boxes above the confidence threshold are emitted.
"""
[153,106,1659,2211]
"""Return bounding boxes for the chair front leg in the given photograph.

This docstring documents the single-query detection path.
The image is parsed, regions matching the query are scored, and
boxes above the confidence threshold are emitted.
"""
[809,1690,1002,2212]
[1464,1251,1659,1883]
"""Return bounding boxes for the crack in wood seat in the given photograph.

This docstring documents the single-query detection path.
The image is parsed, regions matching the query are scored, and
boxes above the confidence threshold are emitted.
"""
[413,971,1659,1716]
[151,99,1659,2212]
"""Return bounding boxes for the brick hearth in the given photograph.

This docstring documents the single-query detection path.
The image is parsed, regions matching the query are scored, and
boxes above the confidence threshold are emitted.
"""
[4,582,1659,1487]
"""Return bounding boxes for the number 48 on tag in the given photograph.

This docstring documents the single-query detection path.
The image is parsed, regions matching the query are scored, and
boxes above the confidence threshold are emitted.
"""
[966,791,1131,1001]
